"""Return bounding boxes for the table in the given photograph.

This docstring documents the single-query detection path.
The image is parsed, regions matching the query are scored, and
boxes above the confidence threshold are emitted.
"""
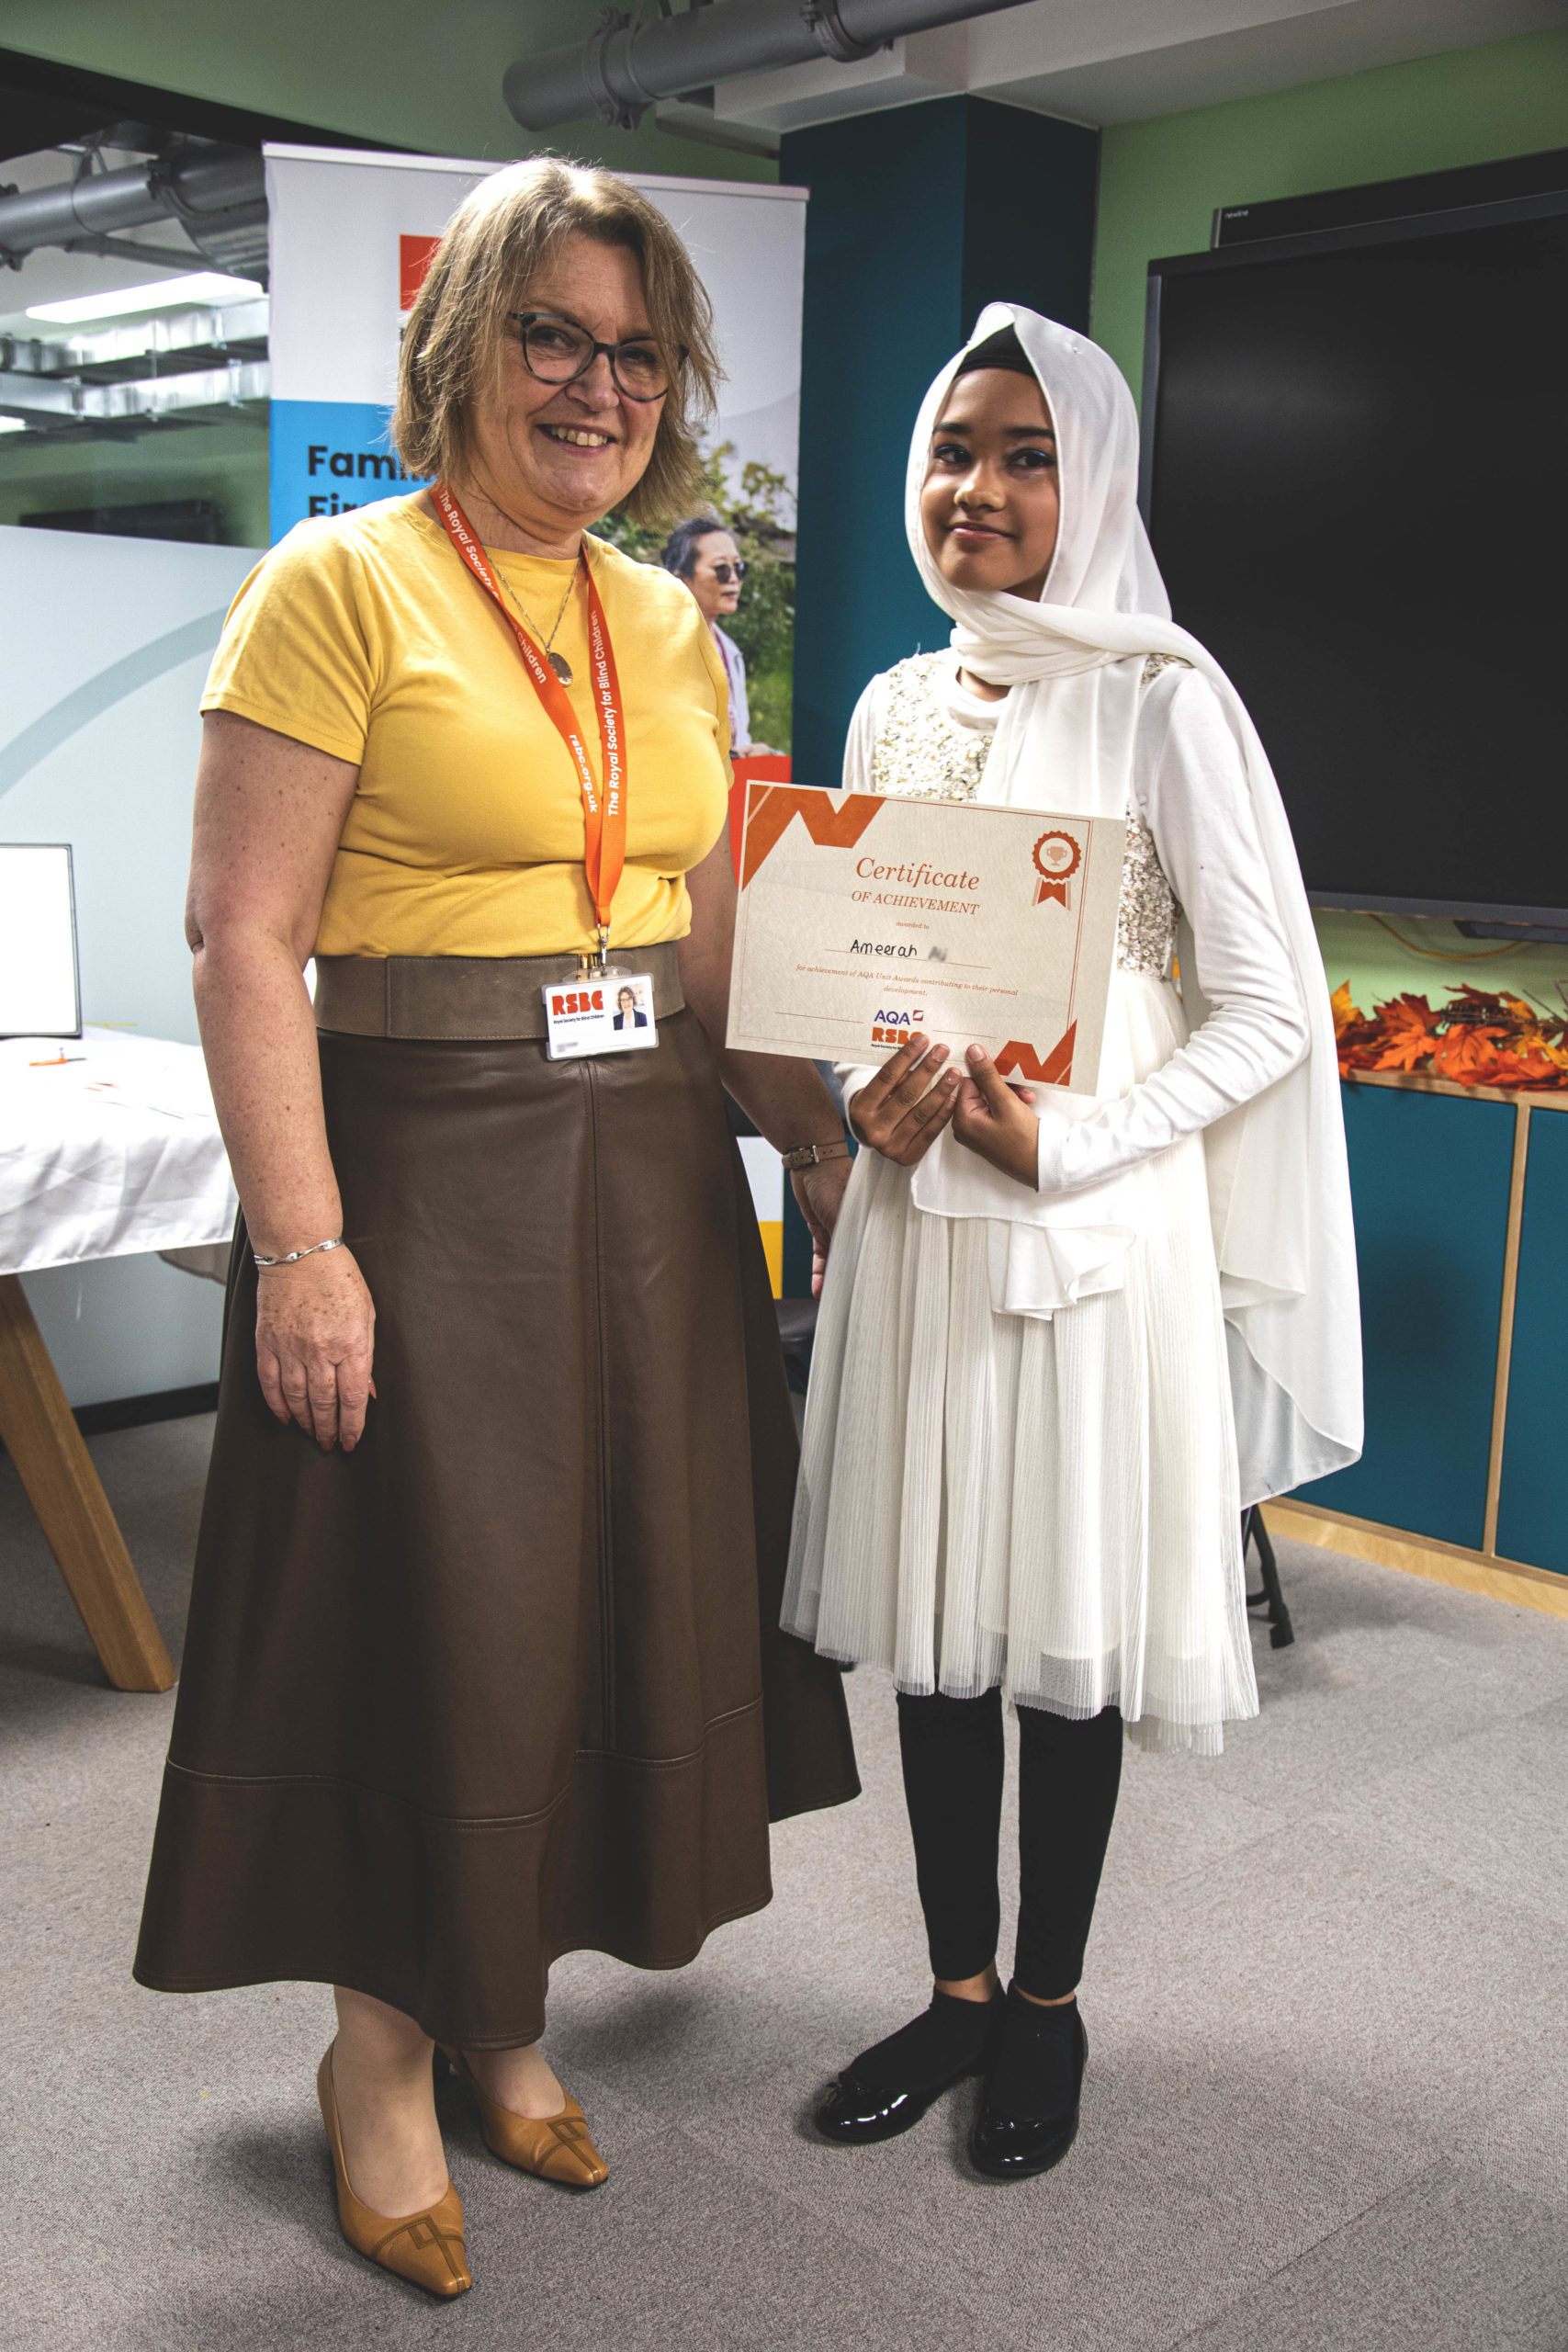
[0,1028,237,1690]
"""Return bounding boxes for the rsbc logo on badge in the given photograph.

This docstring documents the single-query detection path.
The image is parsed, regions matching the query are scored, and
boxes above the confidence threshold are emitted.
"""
[543,981,612,1060]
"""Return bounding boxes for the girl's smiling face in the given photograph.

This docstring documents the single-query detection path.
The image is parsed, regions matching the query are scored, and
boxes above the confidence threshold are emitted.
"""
[919,367,1060,602]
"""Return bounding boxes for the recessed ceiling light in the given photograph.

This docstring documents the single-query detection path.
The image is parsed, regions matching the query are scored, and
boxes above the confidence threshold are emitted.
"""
[25,271,265,325]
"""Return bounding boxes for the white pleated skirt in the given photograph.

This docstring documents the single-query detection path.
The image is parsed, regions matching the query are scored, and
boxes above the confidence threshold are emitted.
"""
[782,978,1259,1756]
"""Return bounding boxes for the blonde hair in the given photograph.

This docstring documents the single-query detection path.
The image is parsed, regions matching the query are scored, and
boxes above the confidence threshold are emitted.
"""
[394,158,720,527]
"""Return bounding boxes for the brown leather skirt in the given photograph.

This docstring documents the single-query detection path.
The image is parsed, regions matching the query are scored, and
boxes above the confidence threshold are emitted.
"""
[133,1010,858,2046]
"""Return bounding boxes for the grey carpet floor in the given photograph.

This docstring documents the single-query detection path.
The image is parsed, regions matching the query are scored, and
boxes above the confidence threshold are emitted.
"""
[4,1417,1568,2352]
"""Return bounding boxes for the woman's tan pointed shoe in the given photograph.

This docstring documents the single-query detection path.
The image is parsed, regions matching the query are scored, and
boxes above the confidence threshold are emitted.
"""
[440,2047,609,2188]
[317,2046,471,2298]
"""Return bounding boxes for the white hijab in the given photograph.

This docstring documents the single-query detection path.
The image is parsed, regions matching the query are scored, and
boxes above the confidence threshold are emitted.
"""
[908,302,1361,1498]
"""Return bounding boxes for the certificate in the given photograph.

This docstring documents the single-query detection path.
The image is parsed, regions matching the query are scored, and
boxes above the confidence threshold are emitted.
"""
[727,785,1126,1098]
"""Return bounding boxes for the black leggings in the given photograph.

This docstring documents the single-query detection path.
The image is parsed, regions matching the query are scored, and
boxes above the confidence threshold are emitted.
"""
[897,1689,1123,2003]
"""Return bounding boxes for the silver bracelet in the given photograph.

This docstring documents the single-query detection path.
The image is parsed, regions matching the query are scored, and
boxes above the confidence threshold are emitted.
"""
[253,1234,344,1270]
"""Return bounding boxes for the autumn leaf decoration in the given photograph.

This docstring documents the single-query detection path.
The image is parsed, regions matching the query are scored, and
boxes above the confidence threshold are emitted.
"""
[1334,981,1568,1091]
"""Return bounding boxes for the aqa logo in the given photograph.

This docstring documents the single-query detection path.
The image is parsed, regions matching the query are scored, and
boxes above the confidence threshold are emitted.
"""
[872,1009,923,1045]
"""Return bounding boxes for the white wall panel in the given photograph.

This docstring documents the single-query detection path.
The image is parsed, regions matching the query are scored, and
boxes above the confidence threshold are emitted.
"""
[0,523,256,1403]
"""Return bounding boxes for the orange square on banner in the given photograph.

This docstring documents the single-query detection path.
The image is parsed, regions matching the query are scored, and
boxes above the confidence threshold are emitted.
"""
[400,235,441,313]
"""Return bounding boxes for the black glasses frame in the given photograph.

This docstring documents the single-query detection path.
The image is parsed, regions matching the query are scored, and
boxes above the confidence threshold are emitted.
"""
[509,310,682,402]
[707,560,748,583]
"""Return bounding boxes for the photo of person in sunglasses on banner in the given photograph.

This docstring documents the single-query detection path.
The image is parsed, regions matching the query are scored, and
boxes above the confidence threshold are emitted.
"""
[661,515,767,754]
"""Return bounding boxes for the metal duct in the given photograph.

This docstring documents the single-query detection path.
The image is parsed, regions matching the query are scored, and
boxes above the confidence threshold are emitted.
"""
[505,0,1025,131]
[0,145,267,279]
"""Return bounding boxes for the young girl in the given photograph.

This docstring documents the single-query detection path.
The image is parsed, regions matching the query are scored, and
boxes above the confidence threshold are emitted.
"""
[784,307,1359,2181]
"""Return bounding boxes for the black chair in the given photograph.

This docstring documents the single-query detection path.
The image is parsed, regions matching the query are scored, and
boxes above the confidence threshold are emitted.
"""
[1243,1504,1293,1647]
[775,1297,818,1396]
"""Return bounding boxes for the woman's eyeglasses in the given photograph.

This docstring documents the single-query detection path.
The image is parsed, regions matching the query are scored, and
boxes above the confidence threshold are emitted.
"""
[510,311,678,402]
[708,560,747,583]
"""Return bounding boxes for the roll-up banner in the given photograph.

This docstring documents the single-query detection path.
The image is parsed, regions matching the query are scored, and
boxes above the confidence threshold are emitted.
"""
[263,143,801,763]
[262,146,804,1286]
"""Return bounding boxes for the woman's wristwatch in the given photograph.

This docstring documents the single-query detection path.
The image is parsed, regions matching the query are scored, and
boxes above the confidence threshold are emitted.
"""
[781,1138,852,1171]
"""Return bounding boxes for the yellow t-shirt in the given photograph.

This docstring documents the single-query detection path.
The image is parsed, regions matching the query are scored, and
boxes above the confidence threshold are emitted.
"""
[199,495,731,958]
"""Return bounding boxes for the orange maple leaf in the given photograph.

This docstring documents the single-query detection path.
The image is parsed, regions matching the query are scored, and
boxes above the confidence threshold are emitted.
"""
[1431,1024,1509,1084]
[1329,980,1363,1040]
[1491,1044,1568,1090]
[1371,993,1440,1072]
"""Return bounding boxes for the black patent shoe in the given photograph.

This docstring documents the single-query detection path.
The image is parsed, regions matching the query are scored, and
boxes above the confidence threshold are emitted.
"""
[817,1989,1003,2146]
[969,1993,1087,2182]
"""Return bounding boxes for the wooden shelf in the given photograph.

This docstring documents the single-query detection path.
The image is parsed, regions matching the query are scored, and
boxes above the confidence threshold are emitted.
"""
[1343,1066,1568,1113]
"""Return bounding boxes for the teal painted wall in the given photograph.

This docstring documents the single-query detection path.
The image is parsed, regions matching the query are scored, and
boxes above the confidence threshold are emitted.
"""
[1294,1086,1515,1549]
[1497,1111,1568,1574]
[784,98,968,791]
[1092,25,1568,403]
[784,97,1097,787]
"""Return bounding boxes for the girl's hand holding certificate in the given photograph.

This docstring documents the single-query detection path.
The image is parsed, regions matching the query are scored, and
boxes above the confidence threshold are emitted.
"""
[950,1043,1043,1188]
[847,1035,963,1163]
[850,1034,1044,1188]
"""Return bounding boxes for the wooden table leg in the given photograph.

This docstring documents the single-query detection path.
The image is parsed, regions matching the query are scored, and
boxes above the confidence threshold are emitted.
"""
[0,1272,175,1692]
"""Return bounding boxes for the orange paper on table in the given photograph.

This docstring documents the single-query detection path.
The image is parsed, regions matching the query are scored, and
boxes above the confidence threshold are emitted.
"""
[726,783,1125,1097]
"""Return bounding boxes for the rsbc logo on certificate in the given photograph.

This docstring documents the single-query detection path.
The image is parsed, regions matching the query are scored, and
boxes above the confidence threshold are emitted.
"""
[726,786,1126,1098]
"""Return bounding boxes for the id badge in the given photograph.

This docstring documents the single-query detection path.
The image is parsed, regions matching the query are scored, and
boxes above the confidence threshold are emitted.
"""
[543,967,660,1061]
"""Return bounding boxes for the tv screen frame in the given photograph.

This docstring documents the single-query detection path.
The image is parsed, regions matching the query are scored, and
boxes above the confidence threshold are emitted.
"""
[1140,187,1568,931]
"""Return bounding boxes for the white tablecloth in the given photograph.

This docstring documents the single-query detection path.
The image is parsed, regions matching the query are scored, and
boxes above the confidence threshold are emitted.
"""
[0,1028,237,1278]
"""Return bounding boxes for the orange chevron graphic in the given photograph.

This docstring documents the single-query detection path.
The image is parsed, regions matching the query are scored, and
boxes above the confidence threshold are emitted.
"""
[740,786,885,888]
[995,1023,1077,1088]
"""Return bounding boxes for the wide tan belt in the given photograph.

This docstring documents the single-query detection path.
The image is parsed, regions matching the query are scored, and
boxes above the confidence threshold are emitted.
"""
[313,943,685,1041]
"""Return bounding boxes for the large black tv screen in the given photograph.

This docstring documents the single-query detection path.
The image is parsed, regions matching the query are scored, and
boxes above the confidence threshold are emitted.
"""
[1145,205,1568,924]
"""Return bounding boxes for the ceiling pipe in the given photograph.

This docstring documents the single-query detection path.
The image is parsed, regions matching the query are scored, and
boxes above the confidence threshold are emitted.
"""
[0,145,266,273]
[505,0,1025,131]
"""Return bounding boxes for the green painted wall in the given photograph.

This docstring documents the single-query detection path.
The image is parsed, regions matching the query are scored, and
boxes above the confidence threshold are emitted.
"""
[1314,910,1568,1032]
[1092,25,1568,1020]
[1092,25,1568,402]
[0,1,774,183]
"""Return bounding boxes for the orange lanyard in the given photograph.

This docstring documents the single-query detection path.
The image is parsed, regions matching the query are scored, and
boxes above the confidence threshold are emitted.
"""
[433,482,628,959]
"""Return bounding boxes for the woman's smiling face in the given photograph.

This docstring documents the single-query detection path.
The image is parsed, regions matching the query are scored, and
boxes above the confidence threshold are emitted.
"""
[464,232,663,537]
[919,367,1060,602]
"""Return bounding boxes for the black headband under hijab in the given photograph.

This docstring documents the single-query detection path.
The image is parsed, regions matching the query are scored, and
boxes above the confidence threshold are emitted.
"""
[952,323,1037,381]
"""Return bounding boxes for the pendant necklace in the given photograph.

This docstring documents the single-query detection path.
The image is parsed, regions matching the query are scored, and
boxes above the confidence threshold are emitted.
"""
[493,554,580,686]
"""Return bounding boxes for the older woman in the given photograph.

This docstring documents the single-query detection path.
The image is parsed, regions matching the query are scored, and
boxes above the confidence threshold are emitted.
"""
[134,159,857,2299]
